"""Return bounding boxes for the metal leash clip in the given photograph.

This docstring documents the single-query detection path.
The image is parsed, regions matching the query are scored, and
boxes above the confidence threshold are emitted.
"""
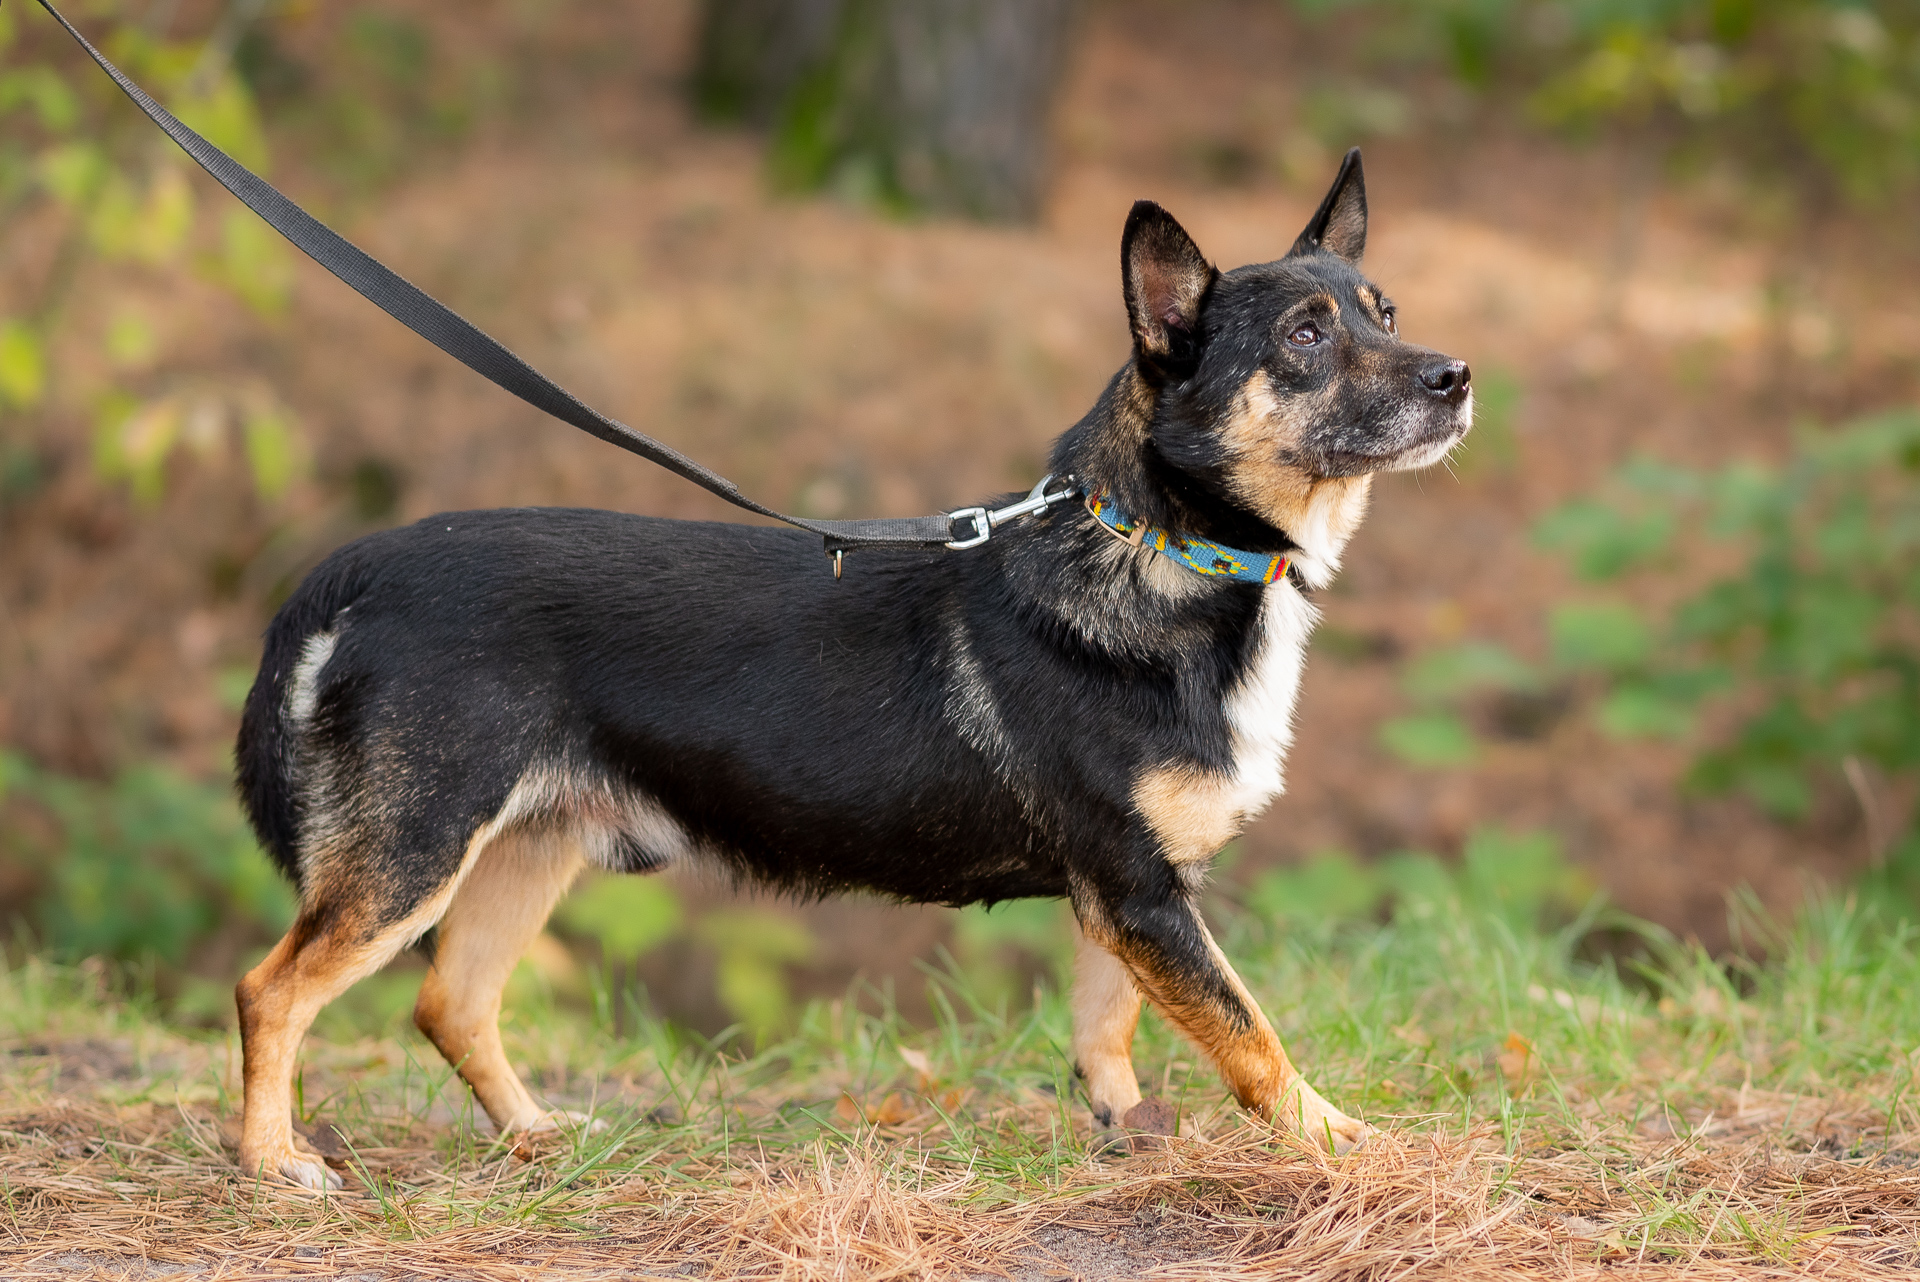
[944,474,1080,550]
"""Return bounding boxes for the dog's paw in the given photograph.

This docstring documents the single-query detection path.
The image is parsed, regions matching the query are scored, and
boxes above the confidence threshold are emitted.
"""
[1320,1113,1373,1156]
[510,1108,604,1138]
[241,1145,345,1192]
[1282,1080,1371,1156]
[286,1153,347,1191]
[503,1108,607,1158]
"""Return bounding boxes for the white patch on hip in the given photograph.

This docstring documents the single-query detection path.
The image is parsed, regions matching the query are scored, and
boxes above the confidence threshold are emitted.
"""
[287,631,338,725]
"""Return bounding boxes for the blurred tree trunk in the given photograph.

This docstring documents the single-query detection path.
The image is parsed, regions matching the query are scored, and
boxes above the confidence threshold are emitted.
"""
[693,0,1076,222]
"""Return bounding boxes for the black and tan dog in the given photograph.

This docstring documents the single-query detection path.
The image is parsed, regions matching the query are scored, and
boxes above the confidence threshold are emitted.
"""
[233,150,1470,1189]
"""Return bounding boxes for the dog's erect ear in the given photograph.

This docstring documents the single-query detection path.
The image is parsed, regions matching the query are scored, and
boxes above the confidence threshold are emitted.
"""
[1122,201,1216,367]
[1289,147,1367,263]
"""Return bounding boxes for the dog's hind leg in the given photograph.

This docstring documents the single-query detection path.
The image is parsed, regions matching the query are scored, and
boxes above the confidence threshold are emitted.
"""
[237,795,522,1190]
[1075,877,1369,1154]
[412,828,584,1138]
[1071,926,1144,1133]
[237,893,461,1191]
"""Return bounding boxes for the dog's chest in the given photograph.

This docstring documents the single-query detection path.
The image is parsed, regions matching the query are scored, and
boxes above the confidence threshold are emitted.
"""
[1220,585,1318,818]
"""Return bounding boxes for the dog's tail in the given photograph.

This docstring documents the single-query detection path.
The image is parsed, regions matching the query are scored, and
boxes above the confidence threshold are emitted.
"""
[235,548,374,890]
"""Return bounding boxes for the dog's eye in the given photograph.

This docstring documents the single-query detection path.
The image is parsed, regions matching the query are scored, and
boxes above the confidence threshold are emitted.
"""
[1287,323,1322,347]
[1382,309,1398,336]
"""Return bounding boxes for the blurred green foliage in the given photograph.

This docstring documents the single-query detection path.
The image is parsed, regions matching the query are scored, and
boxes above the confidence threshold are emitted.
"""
[1,1,511,516]
[555,874,683,966]
[763,5,914,214]
[1381,638,1541,767]
[948,898,1075,1013]
[554,877,827,1046]
[697,0,1074,221]
[1378,709,1481,764]
[0,751,294,965]
[1402,639,1543,702]
[695,909,819,1043]
[1298,0,1920,203]
[1535,409,1920,833]
[1388,406,1920,904]
[1241,825,1595,936]
[235,6,507,192]
[0,1,305,508]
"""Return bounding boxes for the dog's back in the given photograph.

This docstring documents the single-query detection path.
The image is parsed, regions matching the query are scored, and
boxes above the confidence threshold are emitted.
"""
[235,508,1077,912]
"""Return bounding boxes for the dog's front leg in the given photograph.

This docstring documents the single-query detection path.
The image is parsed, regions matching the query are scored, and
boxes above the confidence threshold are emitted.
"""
[1074,877,1369,1154]
[1070,925,1144,1134]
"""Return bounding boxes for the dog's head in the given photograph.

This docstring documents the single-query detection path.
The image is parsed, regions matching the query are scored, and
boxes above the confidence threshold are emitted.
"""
[1118,149,1471,553]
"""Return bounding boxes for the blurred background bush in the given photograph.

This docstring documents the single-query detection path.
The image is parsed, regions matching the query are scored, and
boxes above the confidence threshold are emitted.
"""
[1301,0,1920,204]
[1,0,1916,1042]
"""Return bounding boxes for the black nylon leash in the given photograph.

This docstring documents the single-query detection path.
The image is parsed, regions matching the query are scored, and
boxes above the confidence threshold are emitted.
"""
[23,0,1076,556]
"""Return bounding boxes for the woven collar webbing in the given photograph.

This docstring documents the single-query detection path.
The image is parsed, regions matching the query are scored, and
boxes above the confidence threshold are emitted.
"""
[1085,493,1293,586]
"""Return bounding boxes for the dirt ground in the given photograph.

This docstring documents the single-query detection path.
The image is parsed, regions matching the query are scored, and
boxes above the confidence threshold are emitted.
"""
[6,1028,1920,1281]
[4,0,1919,1003]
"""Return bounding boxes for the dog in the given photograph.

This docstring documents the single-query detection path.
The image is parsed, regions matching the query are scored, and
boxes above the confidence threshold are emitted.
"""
[231,148,1471,1189]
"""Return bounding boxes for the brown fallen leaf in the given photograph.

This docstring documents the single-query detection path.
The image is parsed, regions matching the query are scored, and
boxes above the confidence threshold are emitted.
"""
[1123,1097,1177,1135]
[869,1092,913,1126]
[832,1091,915,1126]
[1118,1097,1178,1153]
[1497,1031,1537,1086]
[898,1046,934,1094]
[292,1117,349,1163]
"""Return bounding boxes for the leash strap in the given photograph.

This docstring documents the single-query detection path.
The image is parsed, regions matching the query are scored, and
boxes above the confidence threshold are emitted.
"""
[1085,493,1294,586]
[25,0,1011,553]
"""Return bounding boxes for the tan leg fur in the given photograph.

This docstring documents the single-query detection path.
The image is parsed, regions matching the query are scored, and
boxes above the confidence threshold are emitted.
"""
[1070,927,1144,1128]
[412,829,586,1136]
[237,906,438,1191]
[1090,906,1370,1154]
[237,810,542,1190]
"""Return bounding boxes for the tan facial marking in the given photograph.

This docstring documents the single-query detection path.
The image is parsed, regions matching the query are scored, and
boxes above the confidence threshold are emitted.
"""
[1133,763,1241,864]
[1219,371,1373,546]
[1297,291,1338,317]
[1355,285,1389,327]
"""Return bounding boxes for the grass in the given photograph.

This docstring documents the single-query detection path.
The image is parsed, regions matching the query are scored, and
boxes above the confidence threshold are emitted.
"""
[5,887,1920,1278]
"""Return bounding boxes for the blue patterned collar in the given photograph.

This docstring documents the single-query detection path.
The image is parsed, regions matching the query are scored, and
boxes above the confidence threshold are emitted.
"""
[1084,493,1295,586]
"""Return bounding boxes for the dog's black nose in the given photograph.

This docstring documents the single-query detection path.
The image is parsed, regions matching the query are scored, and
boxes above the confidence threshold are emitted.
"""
[1419,358,1470,400]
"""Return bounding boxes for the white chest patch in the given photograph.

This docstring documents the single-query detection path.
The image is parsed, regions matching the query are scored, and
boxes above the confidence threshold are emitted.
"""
[1221,585,1320,821]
